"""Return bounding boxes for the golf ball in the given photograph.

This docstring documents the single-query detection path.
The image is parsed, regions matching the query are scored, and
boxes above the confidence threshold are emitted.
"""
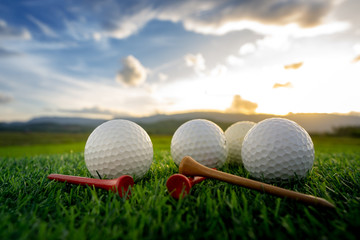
[85,119,153,180]
[241,118,314,181]
[171,119,227,168]
[225,121,255,164]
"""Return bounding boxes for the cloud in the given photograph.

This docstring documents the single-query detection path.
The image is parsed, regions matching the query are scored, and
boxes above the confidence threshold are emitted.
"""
[284,62,303,69]
[184,53,206,72]
[256,34,290,50]
[354,43,360,54]
[160,0,339,36]
[27,15,57,38]
[210,64,228,77]
[116,55,147,86]
[226,95,258,114]
[239,43,256,55]
[0,47,20,57]
[0,93,13,104]
[104,8,156,39]
[74,0,341,40]
[352,55,360,63]
[0,19,31,40]
[93,32,102,41]
[158,73,168,82]
[226,55,244,66]
[59,106,129,117]
[237,23,348,54]
[273,82,293,88]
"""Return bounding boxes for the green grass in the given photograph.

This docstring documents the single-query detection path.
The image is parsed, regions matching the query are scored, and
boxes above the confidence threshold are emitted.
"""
[0,132,90,146]
[0,132,89,157]
[0,132,171,157]
[312,135,360,153]
[0,134,359,239]
[0,142,86,158]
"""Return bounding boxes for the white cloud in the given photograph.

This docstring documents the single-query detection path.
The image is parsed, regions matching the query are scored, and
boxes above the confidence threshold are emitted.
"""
[239,43,256,55]
[256,34,290,51]
[210,64,228,77]
[354,43,360,54]
[93,32,102,41]
[116,55,147,86]
[226,55,244,66]
[0,52,169,121]
[184,18,349,38]
[158,73,168,82]
[27,15,57,38]
[63,18,94,41]
[234,22,349,57]
[161,0,341,36]
[184,53,206,72]
[105,8,156,39]
[75,0,344,40]
[288,21,350,38]
[0,19,31,40]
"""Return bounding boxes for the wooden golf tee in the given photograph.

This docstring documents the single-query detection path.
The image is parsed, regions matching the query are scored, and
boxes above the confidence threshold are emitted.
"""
[48,174,134,197]
[179,156,335,209]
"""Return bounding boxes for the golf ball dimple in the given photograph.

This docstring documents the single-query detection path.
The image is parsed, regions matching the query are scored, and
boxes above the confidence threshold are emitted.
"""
[241,118,314,181]
[85,120,153,180]
[225,121,255,164]
[171,119,227,168]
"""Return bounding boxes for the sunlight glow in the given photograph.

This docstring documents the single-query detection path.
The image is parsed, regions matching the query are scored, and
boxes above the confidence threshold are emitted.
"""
[156,54,360,116]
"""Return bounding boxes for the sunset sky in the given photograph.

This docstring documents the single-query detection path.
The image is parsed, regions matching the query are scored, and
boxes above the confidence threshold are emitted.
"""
[1,0,359,121]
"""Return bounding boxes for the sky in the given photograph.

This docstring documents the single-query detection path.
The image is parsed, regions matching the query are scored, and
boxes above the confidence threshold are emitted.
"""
[0,0,360,122]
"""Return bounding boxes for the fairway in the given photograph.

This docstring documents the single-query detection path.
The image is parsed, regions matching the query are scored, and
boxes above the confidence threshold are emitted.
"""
[0,135,359,239]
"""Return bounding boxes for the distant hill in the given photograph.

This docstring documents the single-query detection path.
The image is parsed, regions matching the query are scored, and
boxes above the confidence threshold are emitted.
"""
[0,117,106,133]
[1,112,360,134]
[27,117,106,126]
[129,111,360,133]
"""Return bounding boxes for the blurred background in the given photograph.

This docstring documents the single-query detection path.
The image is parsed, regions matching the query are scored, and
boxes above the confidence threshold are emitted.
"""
[1,0,359,139]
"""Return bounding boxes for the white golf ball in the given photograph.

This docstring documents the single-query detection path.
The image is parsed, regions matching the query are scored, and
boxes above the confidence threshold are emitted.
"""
[225,121,255,164]
[241,118,314,181]
[171,119,227,168]
[85,120,153,180]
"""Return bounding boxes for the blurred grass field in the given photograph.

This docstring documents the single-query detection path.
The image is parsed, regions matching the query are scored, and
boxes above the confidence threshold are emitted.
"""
[0,132,359,239]
[0,132,171,157]
[0,131,358,157]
